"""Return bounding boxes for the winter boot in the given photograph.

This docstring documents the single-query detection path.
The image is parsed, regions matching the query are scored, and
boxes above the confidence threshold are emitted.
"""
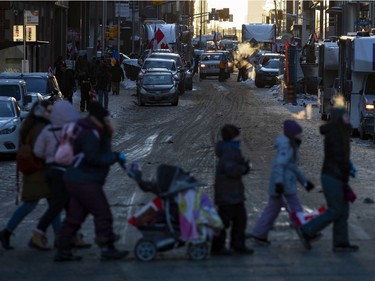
[72,233,92,249]
[28,230,50,251]
[54,249,82,262]
[100,244,129,261]
[0,229,14,250]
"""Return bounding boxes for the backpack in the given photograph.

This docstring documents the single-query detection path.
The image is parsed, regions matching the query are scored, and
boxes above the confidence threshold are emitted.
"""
[16,141,43,175]
[54,122,82,166]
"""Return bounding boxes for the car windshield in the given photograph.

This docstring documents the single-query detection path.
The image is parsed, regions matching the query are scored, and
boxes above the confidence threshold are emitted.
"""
[0,85,21,100]
[21,77,49,95]
[0,101,15,117]
[143,75,173,85]
[150,54,182,67]
[143,60,176,71]
[263,60,280,69]
[365,74,375,94]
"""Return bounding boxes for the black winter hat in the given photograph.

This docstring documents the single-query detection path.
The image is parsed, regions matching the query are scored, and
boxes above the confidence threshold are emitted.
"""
[283,119,302,138]
[88,101,109,123]
[221,124,240,141]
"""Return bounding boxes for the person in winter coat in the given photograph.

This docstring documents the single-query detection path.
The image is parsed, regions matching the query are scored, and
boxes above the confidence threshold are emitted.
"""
[0,101,60,250]
[211,124,253,256]
[96,62,111,109]
[54,101,128,262]
[30,100,90,250]
[110,60,124,95]
[59,63,76,103]
[75,55,92,112]
[249,120,315,246]
[300,108,359,252]
[218,53,227,82]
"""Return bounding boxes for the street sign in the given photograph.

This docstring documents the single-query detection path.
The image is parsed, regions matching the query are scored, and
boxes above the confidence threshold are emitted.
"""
[24,10,39,25]
[13,25,23,42]
[115,3,130,18]
[13,25,37,42]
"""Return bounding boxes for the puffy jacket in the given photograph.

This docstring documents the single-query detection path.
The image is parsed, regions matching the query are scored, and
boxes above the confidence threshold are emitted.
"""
[268,135,307,197]
[214,141,248,206]
[21,119,50,201]
[63,116,117,185]
[110,63,124,82]
[33,100,81,164]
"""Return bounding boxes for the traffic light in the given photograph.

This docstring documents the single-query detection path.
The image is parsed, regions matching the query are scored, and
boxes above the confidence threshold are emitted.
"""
[218,8,229,21]
[108,26,118,39]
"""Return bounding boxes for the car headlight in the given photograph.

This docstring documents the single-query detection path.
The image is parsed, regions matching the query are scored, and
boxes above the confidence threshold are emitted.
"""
[0,125,17,135]
[365,104,375,110]
[200,64,206,68]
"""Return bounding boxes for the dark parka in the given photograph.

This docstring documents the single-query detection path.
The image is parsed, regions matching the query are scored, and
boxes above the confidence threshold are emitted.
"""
[320,109,351,183]
[63,116,117,185]
[110,62,125,83]
[214,141,248,206]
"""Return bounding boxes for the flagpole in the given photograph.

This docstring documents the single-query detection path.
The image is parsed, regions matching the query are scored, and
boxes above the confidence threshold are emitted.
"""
[117,1,120,57]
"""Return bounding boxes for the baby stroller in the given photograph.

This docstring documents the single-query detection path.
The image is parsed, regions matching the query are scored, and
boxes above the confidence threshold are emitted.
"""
[127,164,223,262]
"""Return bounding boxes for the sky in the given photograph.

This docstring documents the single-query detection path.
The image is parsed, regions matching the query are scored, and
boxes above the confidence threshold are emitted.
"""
[207,0,266,29]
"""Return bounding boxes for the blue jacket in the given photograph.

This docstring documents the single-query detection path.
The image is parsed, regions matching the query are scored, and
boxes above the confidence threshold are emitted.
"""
[268,135,307,197]
[63,116,117,185]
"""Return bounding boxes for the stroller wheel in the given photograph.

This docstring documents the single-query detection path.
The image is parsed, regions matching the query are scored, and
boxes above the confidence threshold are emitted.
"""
[134,239,157,262]
[187,242,209,261]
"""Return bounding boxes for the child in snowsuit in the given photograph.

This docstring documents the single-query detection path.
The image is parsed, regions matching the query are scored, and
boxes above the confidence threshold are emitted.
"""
[249,120,315,246]
[211,124,253,255]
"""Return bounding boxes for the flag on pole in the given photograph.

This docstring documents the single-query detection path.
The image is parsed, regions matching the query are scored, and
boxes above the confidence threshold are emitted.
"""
[113,49,119,60]
[155,28,165,45]
[213,31,218,51]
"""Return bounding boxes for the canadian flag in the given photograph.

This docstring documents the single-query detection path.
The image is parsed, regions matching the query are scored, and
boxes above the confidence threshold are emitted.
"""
[155,28,169,50]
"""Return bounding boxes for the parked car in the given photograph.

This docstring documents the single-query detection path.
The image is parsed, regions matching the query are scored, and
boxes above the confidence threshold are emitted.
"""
[255,58,284,88]
[0,79,32,110]
[198,52,230,79]
[0,72,63,103]
[138,58,184,93]
[148,52,192,92]
[0,96,22,154]
[137,70,179,106]
[256,52,285,70]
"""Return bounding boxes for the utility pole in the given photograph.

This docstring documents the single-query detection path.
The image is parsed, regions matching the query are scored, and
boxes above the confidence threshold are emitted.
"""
[117,1,121,55]
[22,10,29,72]
[274,0,279,37]
[199,0,202,48]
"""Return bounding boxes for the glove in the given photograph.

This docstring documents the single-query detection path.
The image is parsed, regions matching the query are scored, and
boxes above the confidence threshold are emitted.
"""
[115,152,127,167]
[275,183,284,195]
[127,162,142,183]
[349,162,357,178]
[304,181,315,192]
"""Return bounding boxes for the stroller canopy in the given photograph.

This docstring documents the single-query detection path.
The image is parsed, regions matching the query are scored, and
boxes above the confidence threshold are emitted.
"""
[156,164,203,197]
